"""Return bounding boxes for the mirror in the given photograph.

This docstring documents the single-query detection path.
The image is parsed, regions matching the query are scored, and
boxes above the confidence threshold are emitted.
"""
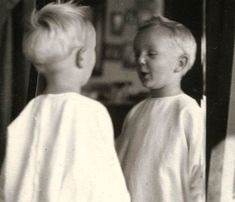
[3,0,235,201]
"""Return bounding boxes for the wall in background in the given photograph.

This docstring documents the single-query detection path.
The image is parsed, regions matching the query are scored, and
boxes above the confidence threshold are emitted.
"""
[86,0,164,95]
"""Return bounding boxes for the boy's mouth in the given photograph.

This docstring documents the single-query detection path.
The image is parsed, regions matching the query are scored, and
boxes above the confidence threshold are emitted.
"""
[139,71,150,80]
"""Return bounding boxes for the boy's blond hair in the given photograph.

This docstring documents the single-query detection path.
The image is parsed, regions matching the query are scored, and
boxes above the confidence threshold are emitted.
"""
[138,16,197,71]
[23,1,95,65]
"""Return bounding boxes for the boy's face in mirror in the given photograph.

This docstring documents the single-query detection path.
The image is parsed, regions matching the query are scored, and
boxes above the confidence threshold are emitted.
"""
[133,27,182,90]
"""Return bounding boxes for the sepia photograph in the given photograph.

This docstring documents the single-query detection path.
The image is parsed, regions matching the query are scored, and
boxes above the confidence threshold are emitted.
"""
[0,0,234,201]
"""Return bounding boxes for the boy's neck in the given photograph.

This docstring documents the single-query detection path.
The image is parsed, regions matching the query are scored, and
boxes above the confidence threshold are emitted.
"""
[43,70,82,95]
[44,84,81,94]
[150,86,183,98]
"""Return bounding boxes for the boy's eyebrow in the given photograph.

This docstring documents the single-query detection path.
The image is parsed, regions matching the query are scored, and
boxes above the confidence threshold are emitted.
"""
[145,47,159,52]
[134,44,156,50]
[148,47,158,51]
[133,48,159,54]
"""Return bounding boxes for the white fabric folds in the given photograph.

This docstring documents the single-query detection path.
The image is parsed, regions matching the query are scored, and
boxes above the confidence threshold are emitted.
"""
[116,93,205,202]
[3,93,130,202]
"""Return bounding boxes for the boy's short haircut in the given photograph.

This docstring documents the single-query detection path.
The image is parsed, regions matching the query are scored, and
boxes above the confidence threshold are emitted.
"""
[23,1,95,65]
[138,16,197,71]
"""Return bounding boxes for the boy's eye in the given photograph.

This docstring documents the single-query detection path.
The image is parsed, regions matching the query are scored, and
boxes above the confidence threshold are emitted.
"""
[148,52,158,57]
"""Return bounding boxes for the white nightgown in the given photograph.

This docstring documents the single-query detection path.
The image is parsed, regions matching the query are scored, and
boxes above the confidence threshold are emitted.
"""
[3,93,130,202]
[116,93,205,202]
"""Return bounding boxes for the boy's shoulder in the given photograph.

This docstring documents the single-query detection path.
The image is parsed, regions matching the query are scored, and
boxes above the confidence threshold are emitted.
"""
[172,93,200,108]
[170,94,203,120]
[128,94,201,118]
[70,93,108,113]
[42,93,107,110]
[130,93,199,109]
[8,93,108,129]
[124,98,148,120]
[74,93,105,108]
[8,96,40,130]
[163,93,202,115]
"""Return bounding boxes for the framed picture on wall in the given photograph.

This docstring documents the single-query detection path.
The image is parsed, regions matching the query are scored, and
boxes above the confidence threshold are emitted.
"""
[110,11,125,35]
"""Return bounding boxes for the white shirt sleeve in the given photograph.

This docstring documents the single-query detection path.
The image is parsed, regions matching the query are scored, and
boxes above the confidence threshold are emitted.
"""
[183,104,205,202]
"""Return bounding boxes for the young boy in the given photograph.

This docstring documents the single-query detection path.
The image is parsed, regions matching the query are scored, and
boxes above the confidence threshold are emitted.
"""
[1,2,130,202]
[116,16,205,202]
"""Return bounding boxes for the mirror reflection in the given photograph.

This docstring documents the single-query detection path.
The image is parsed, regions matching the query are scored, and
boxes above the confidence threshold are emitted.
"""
[1,0,205,201]
[1,0,234,201]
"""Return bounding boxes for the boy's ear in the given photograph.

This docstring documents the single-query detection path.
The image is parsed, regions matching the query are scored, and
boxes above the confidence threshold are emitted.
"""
[76,47,86,69]
[174,55,189,73]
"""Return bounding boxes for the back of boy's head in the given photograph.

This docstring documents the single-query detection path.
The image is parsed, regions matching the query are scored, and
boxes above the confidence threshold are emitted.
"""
[137,16,197,71]
[23,1,95,65]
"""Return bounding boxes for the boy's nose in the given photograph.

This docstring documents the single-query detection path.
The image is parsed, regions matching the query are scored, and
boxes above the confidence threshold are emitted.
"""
[137,55,146,65]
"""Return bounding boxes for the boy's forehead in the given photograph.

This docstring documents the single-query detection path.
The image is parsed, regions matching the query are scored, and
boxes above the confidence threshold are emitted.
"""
[133,27,183,57]
[136,26,170,40]
[134,27,171,47]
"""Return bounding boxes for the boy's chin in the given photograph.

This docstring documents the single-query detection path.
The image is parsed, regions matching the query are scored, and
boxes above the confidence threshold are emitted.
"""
[140,80,152,89]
